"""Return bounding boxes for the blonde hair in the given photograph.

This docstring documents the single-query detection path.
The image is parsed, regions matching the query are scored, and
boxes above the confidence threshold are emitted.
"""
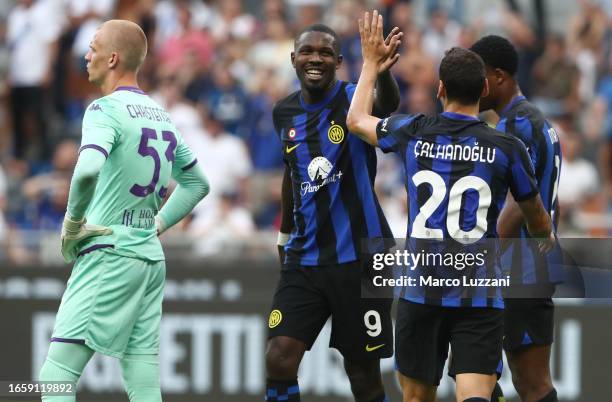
[102,20,148,72]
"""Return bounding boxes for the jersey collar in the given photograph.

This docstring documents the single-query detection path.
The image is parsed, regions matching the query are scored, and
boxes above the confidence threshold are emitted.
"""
[500,95,526,118]
[114,86,146,95]
[299,80,342,112]
[441,111,479,121]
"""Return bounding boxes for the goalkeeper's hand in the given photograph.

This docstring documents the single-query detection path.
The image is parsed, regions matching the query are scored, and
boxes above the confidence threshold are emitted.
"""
[61,214,113,263]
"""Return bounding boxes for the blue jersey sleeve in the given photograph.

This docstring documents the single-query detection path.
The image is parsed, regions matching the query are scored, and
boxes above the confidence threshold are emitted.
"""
[375,114,422,153]
[508,138,539,201]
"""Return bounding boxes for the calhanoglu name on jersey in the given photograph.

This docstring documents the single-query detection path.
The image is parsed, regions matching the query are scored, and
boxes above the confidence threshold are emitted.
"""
[414,140,497,164]
[372,275,512,288]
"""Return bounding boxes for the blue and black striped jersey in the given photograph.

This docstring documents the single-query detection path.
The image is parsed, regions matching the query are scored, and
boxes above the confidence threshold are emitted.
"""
[497,96,564,285]
[273,80,393,267]
[376,112,539,308]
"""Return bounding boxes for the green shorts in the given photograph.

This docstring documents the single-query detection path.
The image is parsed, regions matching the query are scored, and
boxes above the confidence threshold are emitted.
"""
[52,249,165,358]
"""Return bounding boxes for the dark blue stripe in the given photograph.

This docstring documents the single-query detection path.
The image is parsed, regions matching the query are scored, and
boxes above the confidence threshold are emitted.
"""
[50,337,85,344]
[348,136,382,241]
[317,108,356,262]
[181,158,198,171]
[77,243,114,257]
[115,86,146,94]
[287,385,299,394]
[79,144,108,159]
[292,113,319,265]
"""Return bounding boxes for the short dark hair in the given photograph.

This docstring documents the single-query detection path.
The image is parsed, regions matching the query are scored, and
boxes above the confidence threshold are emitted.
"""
[439,47,486,105]
[295,24,341,54]
[470,35,518,76]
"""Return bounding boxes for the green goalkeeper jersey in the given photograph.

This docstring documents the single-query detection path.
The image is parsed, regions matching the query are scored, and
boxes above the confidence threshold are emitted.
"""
[77,86,197,261]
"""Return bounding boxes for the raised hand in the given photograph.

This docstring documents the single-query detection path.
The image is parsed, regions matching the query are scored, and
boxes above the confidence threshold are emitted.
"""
[358,10,402,73]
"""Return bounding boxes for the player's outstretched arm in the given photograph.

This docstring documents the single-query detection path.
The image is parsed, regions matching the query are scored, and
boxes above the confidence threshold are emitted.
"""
[156,164,210,235]
[347,10,401,145]
[277,165,294,264]
[517,194,555,252]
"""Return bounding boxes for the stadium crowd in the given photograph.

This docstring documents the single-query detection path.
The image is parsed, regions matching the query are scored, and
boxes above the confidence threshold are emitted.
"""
[0,0,610,264]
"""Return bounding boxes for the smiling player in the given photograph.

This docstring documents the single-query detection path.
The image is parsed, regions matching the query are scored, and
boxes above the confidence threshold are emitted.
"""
[265,21,402,402]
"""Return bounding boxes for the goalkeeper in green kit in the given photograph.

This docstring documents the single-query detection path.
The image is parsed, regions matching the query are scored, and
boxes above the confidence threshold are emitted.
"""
[39,20,209,401]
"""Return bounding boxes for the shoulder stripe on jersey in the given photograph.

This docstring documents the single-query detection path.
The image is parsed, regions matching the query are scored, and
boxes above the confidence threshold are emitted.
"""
[79,144,109,159]
[181,158,198,171]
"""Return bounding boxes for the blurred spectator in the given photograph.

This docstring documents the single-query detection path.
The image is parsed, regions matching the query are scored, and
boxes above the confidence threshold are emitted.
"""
[201,62,250,138]
[245,70,287,228]
[151,75,203,146]
[158,1,214,77]
[263,0,288,21]
[288,0,327,30]
[421,8,461,63]
[189,190,255,257]
[393,27,437,111]
[19,139,77,231]
[532,35,580,117]
[188,111,252,224]
[154,0,215,50]
[67,0,115,67]
[567,0,607,104]
[7,0,64,160]
[325,0,365,81]
[247,17,294,88]
[558,130,600,230]
[209,0,256,42]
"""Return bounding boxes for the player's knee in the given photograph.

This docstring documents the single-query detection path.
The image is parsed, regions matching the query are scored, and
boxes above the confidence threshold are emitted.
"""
[265,339,302,379]
[120,355,161,402]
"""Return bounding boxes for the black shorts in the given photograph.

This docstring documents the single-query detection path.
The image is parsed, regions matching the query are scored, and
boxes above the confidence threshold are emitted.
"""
[395,299,503,386]
[503,297,555,352]
[267,256,393,360]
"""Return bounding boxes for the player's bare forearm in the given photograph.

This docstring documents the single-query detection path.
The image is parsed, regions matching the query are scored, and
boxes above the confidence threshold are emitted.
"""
[497,194,526,251]
[374,69,400,116]
[498,194,525,237]
[518,194,555,252]
[347,62,380,145]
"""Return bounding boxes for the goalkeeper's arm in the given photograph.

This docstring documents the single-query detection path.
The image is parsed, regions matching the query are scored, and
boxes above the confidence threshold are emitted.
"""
[67,148,106,220]
[61,148,112,263]
[155,164,210,234]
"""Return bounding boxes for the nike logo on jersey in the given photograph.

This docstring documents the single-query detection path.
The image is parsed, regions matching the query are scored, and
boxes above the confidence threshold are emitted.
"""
[365,343,385,352]
[286,144,300,154]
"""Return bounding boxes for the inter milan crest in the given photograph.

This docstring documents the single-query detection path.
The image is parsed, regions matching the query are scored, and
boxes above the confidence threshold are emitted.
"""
[288,128,297,140]
[327,121,344,144]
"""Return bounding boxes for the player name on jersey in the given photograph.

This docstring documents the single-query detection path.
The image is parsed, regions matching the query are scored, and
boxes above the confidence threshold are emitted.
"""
[413,140,496,164]
[126,104,172,123]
